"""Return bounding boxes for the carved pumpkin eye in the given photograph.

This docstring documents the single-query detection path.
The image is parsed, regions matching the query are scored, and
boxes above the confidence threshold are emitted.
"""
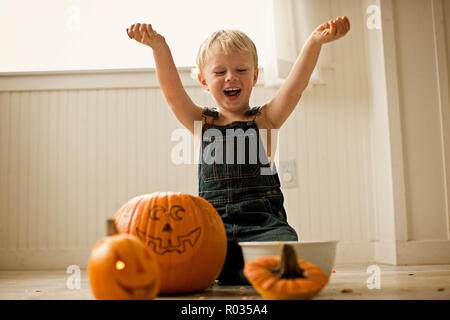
[148,205,166,220]
[115,259,126,271]
[169,205,185,221]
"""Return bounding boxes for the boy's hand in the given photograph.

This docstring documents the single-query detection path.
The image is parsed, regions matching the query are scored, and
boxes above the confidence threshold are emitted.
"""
[126,23,165,49]
[311,16,350,45]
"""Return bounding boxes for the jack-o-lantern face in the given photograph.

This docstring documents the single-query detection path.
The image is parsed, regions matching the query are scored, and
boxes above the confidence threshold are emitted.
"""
[113,192,227,295]
[135,204,201,256]
[88,233,160,300]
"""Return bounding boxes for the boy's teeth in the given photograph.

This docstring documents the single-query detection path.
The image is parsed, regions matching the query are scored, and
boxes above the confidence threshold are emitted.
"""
[224,88,240,97]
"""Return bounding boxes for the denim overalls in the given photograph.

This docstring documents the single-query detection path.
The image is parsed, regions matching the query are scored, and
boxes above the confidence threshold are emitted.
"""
[198,106,298,285]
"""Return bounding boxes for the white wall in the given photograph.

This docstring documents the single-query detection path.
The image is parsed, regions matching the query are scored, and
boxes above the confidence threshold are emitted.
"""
[0,61,374,269]
[364,0,450,264]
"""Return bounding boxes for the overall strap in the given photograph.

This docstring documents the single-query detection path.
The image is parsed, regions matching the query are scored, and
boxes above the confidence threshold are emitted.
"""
[244,106,261,124]
[202,107,219,126]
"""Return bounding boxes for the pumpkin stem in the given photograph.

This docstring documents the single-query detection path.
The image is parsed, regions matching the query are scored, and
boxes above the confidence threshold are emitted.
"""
[107,219,118,236]
[272,244,306,279]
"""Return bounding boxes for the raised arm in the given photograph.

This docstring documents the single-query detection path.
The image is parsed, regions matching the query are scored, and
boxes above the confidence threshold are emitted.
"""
[127,23,203,134]
[264,16,350,129]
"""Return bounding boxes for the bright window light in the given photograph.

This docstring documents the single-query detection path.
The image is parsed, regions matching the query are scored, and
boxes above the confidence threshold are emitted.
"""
[0,0,267,72]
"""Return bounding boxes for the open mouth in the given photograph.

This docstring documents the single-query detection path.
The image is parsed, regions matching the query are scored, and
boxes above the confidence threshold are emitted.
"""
[116,279,156,296]
[224,87,241,98]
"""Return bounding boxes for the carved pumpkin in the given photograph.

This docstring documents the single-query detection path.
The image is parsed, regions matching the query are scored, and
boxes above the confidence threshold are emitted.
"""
[243,244,329,300]
[88,220,160,300]
[113,192,227,294]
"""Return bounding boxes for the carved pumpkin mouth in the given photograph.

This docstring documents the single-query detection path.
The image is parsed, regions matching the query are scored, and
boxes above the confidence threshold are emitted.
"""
[116,279,156,296]
[136,227,201,255]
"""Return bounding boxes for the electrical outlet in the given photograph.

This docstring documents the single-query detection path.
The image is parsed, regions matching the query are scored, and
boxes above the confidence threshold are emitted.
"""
[278,159,297,188]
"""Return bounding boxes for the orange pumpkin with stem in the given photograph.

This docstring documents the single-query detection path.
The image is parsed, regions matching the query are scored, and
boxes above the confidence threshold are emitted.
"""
[113,192,227,294]
[243,244,329,300]
[88,220,160,300]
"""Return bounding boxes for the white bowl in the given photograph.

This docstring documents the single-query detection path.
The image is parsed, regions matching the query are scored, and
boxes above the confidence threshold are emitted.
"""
[238,240,338,276]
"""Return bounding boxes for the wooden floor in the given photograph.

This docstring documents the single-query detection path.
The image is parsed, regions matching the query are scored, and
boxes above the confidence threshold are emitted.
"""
[1,263,450,300]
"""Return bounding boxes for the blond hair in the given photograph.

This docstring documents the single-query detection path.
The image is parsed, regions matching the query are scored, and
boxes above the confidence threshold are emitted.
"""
[195,30,258,76]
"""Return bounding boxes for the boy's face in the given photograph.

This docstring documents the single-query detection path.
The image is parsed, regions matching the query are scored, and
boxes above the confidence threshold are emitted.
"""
[198,46,258,114]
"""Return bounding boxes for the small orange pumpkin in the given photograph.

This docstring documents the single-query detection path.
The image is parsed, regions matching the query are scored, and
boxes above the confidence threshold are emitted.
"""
[113,192,227,294]
[243,244,329,300]
[88,220,160,300]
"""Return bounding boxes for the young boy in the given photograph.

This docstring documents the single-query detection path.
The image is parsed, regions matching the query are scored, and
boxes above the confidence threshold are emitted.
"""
[126,17,350,285]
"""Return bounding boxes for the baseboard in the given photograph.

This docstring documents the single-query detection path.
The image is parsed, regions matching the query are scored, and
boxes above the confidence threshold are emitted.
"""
[334,241,375,265]
[0,248,92,270]
[396,240,450,265]
[374,240,450,265]
[374,240,398,264]
[2,240,448,270]
[1,241,376,270]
